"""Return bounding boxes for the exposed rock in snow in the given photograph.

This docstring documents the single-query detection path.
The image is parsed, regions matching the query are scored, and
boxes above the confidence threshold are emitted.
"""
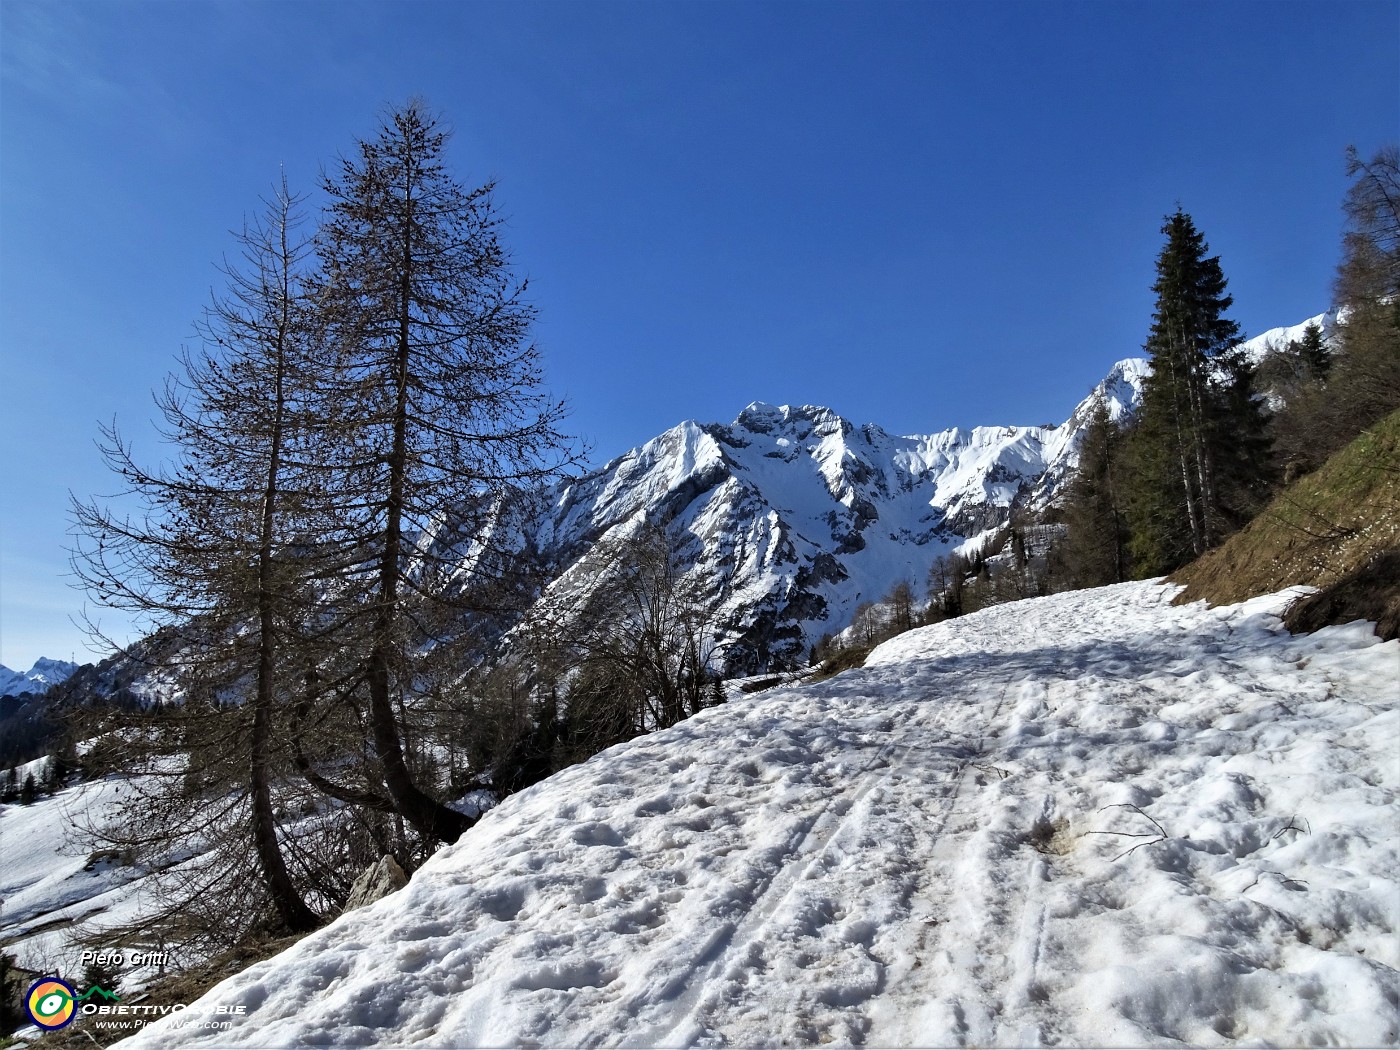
[343,856,409,912]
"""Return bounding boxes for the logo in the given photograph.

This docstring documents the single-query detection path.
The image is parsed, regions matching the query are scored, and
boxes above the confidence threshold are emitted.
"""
[78,985,121,1003]
[26,978,77,1030]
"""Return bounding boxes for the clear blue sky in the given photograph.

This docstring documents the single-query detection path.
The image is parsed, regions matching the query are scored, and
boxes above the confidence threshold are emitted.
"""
[1,0,1396,669]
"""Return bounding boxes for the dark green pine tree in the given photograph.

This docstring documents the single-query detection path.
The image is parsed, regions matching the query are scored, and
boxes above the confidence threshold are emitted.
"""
[1295,321,1331,381]
[1126,209,1272,575]
[1057,397,1131,587]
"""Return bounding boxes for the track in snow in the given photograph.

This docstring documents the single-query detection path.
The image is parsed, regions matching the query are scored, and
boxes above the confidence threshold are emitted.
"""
[117,582,1400,1050]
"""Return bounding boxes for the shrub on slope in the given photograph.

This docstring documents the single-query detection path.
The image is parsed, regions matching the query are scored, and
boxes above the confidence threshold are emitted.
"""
[1171,409,1400,638]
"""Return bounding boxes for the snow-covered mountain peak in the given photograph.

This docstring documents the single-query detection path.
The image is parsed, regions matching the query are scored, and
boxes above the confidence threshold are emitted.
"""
[1094,357,1151,421]
[730,401,855,442]
[518,349,1163,671]
[427,312,1315,674]
[0,657,78,698]
[734,400,784,428]
[1239,308,1341,365]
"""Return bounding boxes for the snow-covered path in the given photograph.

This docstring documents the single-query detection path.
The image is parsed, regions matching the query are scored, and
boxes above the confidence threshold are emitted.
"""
[123,582,1399,1048]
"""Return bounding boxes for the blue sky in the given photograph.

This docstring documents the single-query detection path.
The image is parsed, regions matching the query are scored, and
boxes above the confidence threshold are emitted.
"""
[1,0,1396,669]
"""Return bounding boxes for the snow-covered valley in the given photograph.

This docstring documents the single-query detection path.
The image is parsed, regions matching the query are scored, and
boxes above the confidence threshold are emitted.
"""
[105,580,1398,1048]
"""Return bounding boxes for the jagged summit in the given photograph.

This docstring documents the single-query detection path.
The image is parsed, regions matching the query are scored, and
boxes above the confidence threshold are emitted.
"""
[732,401,851,436]
[0,658,78,698]
[507,310,1324,673]
[498,353,1160,673]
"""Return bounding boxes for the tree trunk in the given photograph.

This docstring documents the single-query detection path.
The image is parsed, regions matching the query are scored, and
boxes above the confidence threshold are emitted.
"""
[250,203,318,934]
[363,185,471,844]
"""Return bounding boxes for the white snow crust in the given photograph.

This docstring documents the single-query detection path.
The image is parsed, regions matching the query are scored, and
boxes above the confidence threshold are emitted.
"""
[1238,309,1341,366]
[0,774,179,985]
[118,582,1399,1048]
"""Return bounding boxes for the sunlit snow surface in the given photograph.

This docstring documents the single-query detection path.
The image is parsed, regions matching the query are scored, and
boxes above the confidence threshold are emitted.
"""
[0,765,226,991]
[122,582,1398,1048]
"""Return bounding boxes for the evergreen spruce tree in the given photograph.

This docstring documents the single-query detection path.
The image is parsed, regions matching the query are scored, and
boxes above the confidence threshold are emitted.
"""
[1056,398,1131,587]
[1126,210,1272,574]
[1296,322,1332,381]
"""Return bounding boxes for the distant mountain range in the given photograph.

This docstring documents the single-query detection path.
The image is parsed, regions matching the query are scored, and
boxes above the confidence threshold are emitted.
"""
[420,312,1321,673]
[0,658,78,698]
[27,311,1328,701]
[484,357,1145,673]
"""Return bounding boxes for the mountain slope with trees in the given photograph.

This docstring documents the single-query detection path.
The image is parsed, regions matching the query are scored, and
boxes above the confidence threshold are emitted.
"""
[1165,145,1398,637]
[14,100,1393,1027]
[1054,145,1397,597]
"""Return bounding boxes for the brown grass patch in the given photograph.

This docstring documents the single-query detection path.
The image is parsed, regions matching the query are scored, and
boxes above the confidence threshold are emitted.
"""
[1171,410,1400,638]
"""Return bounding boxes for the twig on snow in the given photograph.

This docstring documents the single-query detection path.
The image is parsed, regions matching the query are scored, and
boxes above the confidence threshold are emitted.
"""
[1241,869,1309,892]
[1085,803,1169,861]
[1271,815,1311,840]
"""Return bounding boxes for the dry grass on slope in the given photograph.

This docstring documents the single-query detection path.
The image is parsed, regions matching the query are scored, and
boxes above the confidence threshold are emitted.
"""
[1171,409,1400,640]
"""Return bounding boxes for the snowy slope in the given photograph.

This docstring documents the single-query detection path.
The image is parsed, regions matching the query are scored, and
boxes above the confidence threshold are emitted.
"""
[1238,308,1341,365]
[120,582,1399,1048]
[0,775,177,983]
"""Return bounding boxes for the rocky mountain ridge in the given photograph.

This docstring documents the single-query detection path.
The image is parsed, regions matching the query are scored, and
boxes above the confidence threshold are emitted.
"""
[496,353,1151,672]
[0,658,78,699]
[468,310,1328,673]
[30,312,1328,697]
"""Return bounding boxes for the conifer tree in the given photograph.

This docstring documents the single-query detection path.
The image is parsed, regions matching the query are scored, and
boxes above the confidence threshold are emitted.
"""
[1296,322,1332,381]
[1125,210,1271,574]
[313,101,574,842]
[1056,398,1131,587]
[71,181,327,933]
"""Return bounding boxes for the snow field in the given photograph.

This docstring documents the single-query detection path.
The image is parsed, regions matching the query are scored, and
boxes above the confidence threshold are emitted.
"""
[119,581,1398,1048]
[0,775,175,983]
[1,762,333,995]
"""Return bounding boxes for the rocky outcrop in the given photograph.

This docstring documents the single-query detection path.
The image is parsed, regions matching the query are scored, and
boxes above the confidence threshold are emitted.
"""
[344,856,409,912]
